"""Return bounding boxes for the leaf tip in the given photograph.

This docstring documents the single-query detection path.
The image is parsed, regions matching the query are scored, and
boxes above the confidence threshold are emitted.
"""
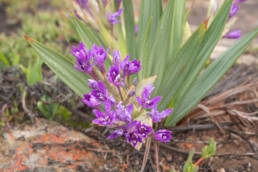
[203,18,209,29]
[24,35,35,43]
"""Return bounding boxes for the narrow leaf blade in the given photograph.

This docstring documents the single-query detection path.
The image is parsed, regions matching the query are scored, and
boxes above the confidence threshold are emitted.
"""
[29,40,90,96]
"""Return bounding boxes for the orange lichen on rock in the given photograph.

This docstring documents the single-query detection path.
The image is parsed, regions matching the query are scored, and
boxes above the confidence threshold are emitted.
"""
[0,118,124,171]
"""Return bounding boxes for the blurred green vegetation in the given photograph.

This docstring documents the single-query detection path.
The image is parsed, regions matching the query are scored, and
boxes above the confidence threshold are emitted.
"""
[0,0,76,85]
[0,0,90,129]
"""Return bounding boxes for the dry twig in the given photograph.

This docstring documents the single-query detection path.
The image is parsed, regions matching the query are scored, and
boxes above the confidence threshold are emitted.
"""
[140,137,152,172]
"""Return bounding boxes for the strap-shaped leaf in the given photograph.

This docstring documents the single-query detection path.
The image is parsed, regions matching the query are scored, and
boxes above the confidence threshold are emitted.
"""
[122,0,135,57]
[165,29,258,126]
[138,17,153,81]
[72,17,104,48]
[167,0,186,60]
[158,24,206,110]
[149,0,186,96]
[146,0,174,82]
[136,0,162,58]
[29,40,90,97]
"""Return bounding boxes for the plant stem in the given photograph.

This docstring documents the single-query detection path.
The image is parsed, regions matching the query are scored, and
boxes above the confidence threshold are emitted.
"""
[140,137,152,172]
[117,86,124,101]
[154,141,160,172]
[127,75,130,88]
[194,157,204,167]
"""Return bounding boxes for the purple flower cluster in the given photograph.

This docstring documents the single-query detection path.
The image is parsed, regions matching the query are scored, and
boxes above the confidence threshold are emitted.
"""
[106,8,124,25]
[71,42,173,147]
[224,0,247,39]
[74,0,124,26]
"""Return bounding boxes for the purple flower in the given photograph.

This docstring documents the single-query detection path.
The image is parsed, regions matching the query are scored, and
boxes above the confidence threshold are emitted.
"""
[76,0,93,16]
[73,10,82,19]
[114,102,133,122]
[108,120,138,140]
[154,130,172,143]
[88,79,98,89]
[108,128,124,139]
[224,30,241,39]
[102,0,107,7]
[228,4,240,20]
[106,8,124,25]
[128,90,136,97]
[136,122,152,138]
[136,84,162,109]
[234,0,247,4]
[82,81,115,107]
[93,81,116,103]
[135,24,138,34]
[92,100,115,126]
[141,84,155,99]
[108,65,121,86]
[71,42,94,74]
[120,55,141,77]
[126,129,143,147]
[117,0,122,7]
[92,44,109,73]
[82,94,102,108]
[113,50,121,66]
[149,107,173,123]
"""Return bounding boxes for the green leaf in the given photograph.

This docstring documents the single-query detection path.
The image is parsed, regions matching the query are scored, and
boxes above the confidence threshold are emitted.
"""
[166,28,258,126]
[202,138,216,158]
[26,56,43,86]
[37,96,59,120]
[136,0,162,57]
[0,53,10,67]
[165,0,234,126]
[167,0,186,59]
[138,17,153,80]
[122,0,135,57]
[29,39,90,96]
[183,150,198,172]
[159,24,206,110]
[72,17,104,48]
[149,0,186,96]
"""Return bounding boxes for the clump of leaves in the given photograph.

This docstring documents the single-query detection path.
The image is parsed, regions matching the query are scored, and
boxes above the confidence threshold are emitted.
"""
[28,0,257,127]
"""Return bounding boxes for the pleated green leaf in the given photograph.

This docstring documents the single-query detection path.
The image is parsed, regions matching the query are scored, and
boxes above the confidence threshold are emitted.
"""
[136,0,162,58]
[138,17,153,80]
[149,0,186,96]
[122,0,135,57]
[159,24,206,110]
[29,40,90,97]
[165,29,258,126]
[72,17,104,48]
[167,0,186,60]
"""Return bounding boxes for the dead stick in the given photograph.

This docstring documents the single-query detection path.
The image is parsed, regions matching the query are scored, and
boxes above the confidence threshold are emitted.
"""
[22,87,34,122]
[160,143,257,157]
[154,141,160,172]
[169,122,236,132]
[140,137,152,172]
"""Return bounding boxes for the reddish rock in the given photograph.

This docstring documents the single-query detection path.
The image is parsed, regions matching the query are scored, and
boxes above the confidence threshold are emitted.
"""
[0,118,123,172]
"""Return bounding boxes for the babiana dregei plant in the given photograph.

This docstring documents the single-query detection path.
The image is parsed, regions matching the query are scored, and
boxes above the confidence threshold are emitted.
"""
[26,0,257,148]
